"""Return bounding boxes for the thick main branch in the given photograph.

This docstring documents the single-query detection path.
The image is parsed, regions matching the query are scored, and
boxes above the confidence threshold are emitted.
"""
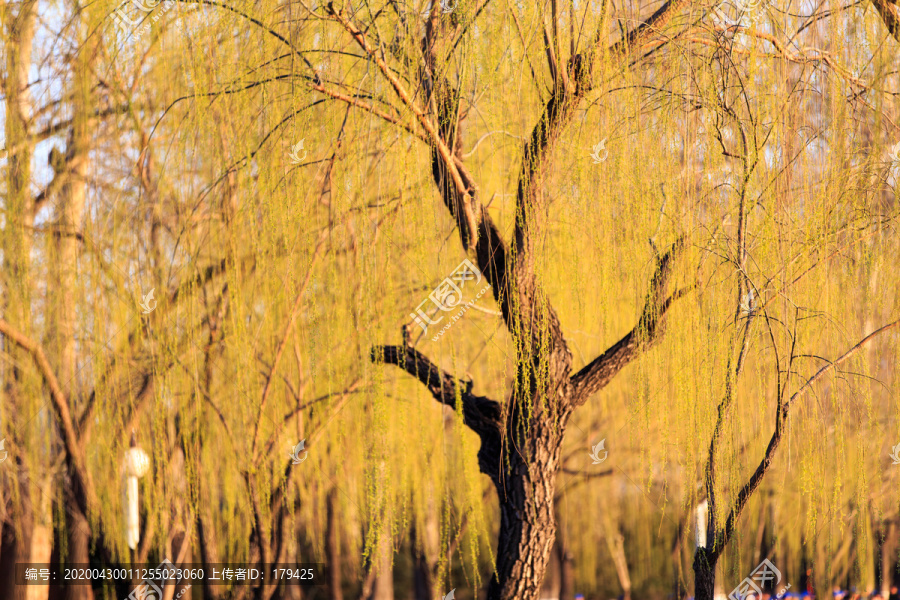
[570,239,686,403]
[370,345,502,438]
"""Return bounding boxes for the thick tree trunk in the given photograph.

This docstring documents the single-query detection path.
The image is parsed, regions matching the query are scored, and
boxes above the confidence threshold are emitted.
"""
[486,434,562,600]
[693,549,717,600]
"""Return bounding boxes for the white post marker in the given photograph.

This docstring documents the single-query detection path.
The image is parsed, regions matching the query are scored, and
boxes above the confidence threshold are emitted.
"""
[123,446,151,550]
[695,498,708,549]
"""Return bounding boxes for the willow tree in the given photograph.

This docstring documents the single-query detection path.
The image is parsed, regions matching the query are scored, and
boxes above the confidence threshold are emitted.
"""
[339,0,699,596]
[4,0,900,596]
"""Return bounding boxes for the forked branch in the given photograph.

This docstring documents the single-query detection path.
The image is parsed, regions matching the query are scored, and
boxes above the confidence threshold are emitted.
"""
[570,238,688,404]
[709,318,900,558]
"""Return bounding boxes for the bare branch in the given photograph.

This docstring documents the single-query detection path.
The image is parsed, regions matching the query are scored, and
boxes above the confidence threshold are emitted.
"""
[327,3,479,246]
[712,318,900,557]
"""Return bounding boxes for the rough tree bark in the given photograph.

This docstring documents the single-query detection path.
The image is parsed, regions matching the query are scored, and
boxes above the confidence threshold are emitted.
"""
[351,0,692,596]
[371,228,685,599]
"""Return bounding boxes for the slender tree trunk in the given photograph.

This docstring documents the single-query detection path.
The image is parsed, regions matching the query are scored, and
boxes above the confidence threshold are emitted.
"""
[364,461,393,600]
[60,20,95,600]
[197,509,224,600]
[671,519,687,600]
[369,525,393,600]
[606,527,632,600]
[411,524,433,600]
[0,2,37,596]
[27,482,53,600]
[882,522,898,596]
[555,516,575,600]
[63,489,93,600]
[326,488,344,600]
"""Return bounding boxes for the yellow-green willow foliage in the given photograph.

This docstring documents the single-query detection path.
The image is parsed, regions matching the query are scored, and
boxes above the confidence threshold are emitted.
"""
[1,0,899,598]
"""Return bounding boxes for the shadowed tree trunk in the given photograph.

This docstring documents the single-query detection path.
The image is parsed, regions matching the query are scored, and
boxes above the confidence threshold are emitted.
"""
[327,488,344,600]
[555,511,575,600]
[671,518,687,600]
[0,506,33,600]
[882,521,898,596]
[411,522,435,600]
